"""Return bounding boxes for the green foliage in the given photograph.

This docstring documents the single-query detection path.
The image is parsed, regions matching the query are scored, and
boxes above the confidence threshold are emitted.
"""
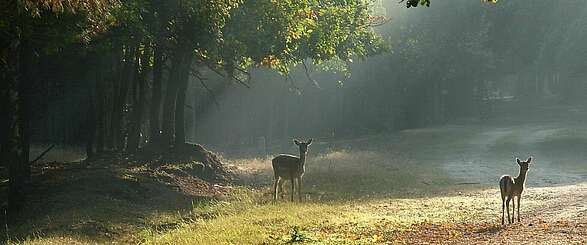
[288,225,310,243]
[403,0,497,8]
[0,0,118,56]
[403,0,431,8]
[222,0,388,74]
[2,0,388,81]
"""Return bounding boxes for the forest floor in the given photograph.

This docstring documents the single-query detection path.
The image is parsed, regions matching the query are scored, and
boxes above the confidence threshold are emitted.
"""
[1,114,587,244]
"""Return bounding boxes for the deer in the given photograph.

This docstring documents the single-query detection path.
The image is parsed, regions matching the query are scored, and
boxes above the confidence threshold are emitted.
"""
[272,139,312,202]
[499,156,532,225]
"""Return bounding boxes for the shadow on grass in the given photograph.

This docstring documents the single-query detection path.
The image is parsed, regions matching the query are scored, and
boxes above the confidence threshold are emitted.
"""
[0,160,215,244]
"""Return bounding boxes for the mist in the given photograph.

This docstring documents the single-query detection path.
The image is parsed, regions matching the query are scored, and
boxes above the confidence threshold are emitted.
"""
[1,0,586,243]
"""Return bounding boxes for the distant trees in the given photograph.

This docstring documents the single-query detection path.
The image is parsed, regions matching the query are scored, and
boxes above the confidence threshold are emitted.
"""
[186,0,587,152]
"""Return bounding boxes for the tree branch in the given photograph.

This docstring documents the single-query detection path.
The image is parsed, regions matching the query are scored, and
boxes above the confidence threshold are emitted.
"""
[198,78,221,107]
[285,73,301,93]
[30,144,55,165]
[196,58,251,88]
[190,67,220,107]
[302,60,321,89]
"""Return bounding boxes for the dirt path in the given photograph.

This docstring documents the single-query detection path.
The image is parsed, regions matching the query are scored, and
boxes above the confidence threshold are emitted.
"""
[401,183,587,244]
[384,123,587,244]
[418,124,587,187]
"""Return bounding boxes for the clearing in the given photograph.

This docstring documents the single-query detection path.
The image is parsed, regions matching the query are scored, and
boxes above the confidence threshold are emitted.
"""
[1,116,586,244]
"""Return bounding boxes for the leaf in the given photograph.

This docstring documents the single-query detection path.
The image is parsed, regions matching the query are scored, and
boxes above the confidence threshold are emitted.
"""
[349,234,360,240]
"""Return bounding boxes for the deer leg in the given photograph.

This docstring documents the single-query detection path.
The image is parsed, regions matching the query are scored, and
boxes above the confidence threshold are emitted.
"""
[273,177,280,201]
[501,199,505,225]
[298,176,303,202]
[506,197,512,224]
[517,196,521,222]
[278,181,285,199]
[290,178,295,202]
[511,198,515,224]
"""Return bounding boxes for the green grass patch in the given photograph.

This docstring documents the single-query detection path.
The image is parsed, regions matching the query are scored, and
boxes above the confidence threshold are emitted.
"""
[140,187,499,245]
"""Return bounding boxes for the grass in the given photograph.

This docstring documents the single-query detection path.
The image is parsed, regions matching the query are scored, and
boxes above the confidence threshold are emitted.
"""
[230,149,463,200]
[139,121,587,244]
[138,147,501,245]
[3,146,489,245]
[141,189,500,244]
[4,119,587,244]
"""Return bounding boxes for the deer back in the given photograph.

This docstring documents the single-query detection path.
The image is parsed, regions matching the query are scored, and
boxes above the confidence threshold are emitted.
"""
[272,154,304,177]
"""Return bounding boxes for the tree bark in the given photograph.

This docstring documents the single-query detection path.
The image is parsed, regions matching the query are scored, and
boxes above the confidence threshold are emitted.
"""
[106,44,122,150]
[128,45,150,152]
[173,55,193,146]
[110,43,136,150]
[281,84,290,151]
[161,47,190,146]
[161,64,178,146]
[86,91,96,159]
[18,40,34,180]
[149,41,164,144]
[6,25,28,217]
[95,57,106,153]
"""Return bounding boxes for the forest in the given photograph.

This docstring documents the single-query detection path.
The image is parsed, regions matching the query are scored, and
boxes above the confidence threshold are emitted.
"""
[1,0,586,244]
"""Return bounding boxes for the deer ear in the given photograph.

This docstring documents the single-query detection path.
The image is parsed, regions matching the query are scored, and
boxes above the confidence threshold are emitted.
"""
[526,156,532,163]
[294,139,300,145]
[516,158,521,165]
[307,139,313,145]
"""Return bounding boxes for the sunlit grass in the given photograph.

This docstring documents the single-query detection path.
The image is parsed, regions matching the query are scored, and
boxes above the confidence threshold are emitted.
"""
[5,123,587,244]
[142,148,499,244]
[141,137,586,244]
[229,149,463,200]
[140,188,502,244]
[141,182,587,244]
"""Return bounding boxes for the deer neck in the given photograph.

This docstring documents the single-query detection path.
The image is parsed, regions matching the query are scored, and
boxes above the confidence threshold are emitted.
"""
[299,150,307,167]
[515,168,528,185]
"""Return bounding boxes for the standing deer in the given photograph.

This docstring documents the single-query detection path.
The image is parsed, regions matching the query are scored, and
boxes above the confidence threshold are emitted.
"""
[499,156,532,225]
[272,139,312,202]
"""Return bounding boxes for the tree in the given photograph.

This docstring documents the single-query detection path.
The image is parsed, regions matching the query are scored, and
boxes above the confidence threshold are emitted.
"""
[0,0,114,216]
[149,0,388,146]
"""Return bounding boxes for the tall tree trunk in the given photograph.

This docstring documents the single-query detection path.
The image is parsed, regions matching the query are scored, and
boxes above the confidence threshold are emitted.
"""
[107,44,122,150]
[110,43,136,151]
[6,25,28,218]
[126,49,141,152]
[149,41,163,144]
[86,91,96,159]
[19,40,34,180]
[95,57,105,153]
[173,55,192,146]
[161,69,178,146]
[281,84,290,151]
[161,48,189,146]
[7,73,27,218]
[128,45,149,152]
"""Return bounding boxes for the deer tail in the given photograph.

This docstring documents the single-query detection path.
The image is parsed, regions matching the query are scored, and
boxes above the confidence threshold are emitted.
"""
[499,176,509,201]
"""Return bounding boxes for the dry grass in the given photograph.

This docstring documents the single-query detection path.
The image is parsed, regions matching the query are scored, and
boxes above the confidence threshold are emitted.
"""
[229,149,461,200]
[142,192,493,244]
[140,182,587,245]
[138,147,481,244]
[141,121,587,244]
[5,122,587,244]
